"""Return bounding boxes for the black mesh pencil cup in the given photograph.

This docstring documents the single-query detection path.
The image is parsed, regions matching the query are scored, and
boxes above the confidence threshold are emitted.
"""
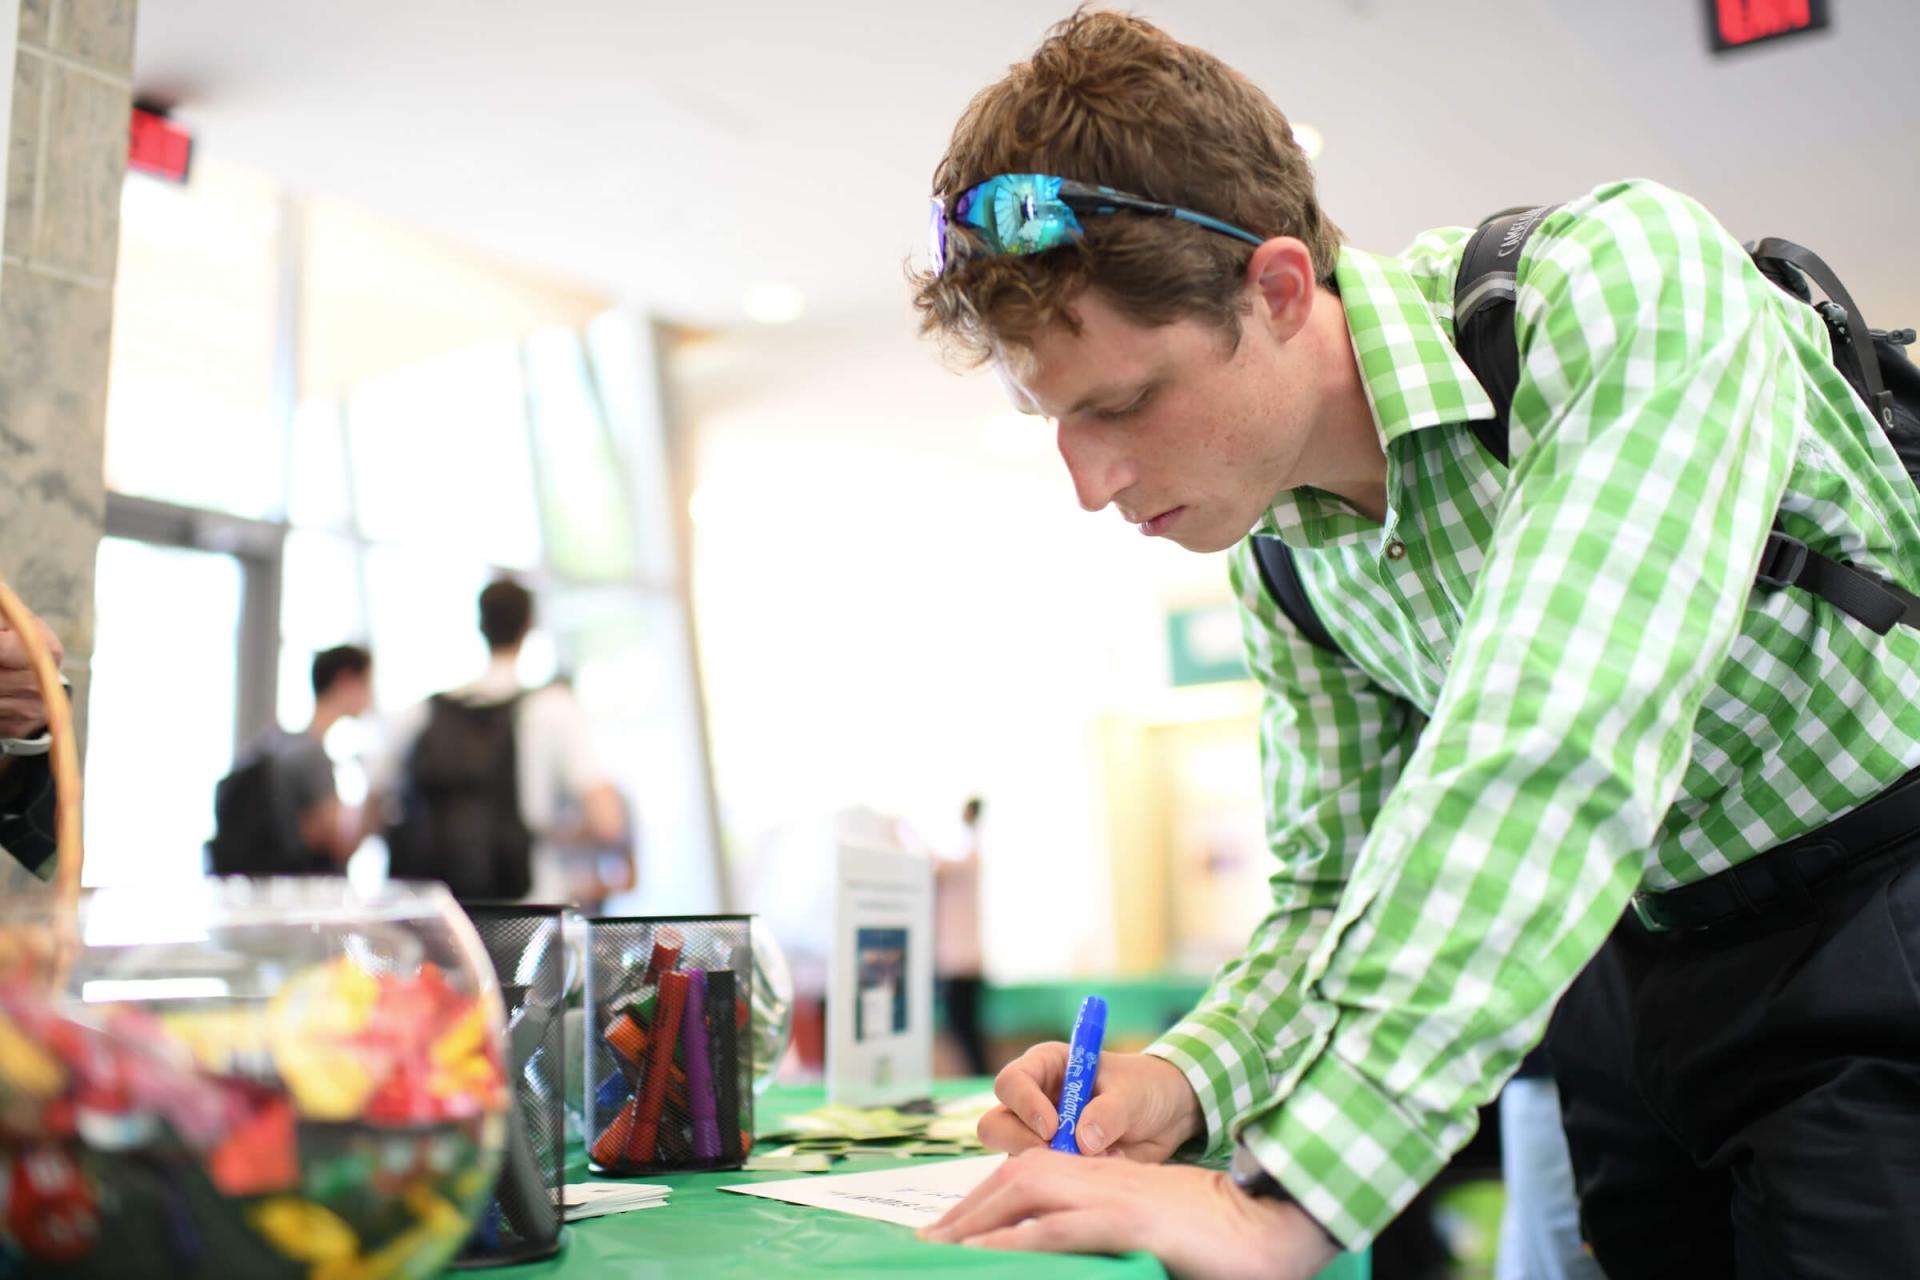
[452,904,571,1267]
[586,915,753,1176]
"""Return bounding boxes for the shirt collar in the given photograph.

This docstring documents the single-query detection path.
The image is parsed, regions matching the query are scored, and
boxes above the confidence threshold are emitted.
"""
[1260,241,1497,549]
[458,654,523,701]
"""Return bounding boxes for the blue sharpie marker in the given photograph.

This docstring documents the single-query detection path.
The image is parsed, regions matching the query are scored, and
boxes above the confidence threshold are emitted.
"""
[1049,994,1108,1154]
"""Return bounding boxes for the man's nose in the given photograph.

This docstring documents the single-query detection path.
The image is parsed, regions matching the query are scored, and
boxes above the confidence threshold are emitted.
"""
[1057,421,1136,513]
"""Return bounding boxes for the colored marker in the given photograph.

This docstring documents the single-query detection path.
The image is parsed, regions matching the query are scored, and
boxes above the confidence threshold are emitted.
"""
[625,971,690,1165]
[643,926,685,985]
[604,1010,646,1066]
[1049,995,1107,1154]
[590,1097,637,1169]
[594,1069,630,1116]
[706,968,743,1163]
[681,970,721,1161]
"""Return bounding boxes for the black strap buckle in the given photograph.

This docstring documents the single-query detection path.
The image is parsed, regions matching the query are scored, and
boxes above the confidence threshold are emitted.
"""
[1627,893,1672,933]
[1756,533,1809,589]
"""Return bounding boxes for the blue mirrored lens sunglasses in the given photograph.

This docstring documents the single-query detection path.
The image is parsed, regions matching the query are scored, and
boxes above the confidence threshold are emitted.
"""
[928,174,1263,277]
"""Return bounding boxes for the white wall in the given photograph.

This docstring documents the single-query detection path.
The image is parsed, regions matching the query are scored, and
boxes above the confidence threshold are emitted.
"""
[676,316,1233,981]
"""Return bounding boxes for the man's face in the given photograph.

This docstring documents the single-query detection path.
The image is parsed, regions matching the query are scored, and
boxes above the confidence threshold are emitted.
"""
[999,287,1320,554]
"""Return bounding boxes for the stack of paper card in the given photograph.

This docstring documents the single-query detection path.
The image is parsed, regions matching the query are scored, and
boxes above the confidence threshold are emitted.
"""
[744,1093,996,1172]
[563,1181,672,1221]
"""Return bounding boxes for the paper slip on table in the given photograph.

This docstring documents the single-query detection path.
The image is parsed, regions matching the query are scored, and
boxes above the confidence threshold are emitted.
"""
[486,1081,1370,1279]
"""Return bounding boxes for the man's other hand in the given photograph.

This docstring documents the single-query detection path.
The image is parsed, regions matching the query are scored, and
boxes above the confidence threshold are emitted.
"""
[919,1149,1341,1280]
[0,611,63,739]
[979,1044,1203,1163]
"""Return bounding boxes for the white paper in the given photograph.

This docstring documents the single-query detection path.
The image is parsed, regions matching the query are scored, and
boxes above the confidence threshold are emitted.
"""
[566,1199,668,1222]
[562,1180,672,1221]
[827,840,934,1107]
[719,1154,1006,1228]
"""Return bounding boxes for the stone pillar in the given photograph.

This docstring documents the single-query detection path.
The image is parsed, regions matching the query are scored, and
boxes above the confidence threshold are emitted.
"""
[0,0,139,742]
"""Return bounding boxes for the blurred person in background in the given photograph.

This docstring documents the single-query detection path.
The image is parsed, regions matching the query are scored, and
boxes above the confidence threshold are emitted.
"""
[0,604,64,887]
[542,677,638,914]
[208,644,373,877]
[370,577,625,904]
[1496,1049,1601,1280]
[935,795,989,1077]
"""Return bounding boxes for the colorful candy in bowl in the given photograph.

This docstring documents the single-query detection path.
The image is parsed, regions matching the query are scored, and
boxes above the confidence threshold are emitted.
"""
[0,878,507,1278]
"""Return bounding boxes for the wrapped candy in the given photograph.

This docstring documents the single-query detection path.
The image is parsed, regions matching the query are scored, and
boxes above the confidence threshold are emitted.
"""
[0,882,510,1278]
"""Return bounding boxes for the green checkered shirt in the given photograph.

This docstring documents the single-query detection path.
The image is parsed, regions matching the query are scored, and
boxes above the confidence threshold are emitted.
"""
[1145,179,1920,1248]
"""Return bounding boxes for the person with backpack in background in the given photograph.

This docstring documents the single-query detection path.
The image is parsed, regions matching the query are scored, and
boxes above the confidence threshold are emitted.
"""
[369,578,626,905]
[911,13,1920,1280]
[208,645,374,877]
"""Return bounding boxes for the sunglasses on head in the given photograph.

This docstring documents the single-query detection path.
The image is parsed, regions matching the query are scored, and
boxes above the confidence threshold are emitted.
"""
[928,174,1264,276]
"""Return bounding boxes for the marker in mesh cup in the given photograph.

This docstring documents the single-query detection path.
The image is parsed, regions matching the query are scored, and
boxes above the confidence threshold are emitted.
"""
[1049,995,1107,1154]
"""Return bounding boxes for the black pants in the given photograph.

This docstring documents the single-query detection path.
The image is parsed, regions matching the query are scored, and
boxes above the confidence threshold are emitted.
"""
[938,975,990,1077]
[1546,846,1920,1278]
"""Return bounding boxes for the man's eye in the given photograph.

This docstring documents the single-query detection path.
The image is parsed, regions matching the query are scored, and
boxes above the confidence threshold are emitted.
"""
[1094,391,1151,421]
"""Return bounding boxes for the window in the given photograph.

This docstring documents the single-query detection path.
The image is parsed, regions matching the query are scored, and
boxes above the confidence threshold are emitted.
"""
[525,329,637,581]
[346,339,543,571]
[86,538,246,886]
[104,159,286,520]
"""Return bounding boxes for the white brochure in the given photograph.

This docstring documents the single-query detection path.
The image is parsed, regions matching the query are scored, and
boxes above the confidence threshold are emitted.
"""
[827,839,934,1107]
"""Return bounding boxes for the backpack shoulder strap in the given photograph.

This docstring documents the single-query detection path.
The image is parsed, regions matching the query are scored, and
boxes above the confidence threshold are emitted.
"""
[1452,204,1560,467]
[1748,237,1895,431]
[1250,535,1342,656]
[1744,238,1920,635]
[1245,205,1555,658]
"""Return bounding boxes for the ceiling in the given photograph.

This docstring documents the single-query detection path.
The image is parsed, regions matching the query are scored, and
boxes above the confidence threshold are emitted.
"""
[132,0,1920,333]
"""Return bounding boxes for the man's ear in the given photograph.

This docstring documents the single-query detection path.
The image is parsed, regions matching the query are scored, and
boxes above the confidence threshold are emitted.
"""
[1246,238,1316,344]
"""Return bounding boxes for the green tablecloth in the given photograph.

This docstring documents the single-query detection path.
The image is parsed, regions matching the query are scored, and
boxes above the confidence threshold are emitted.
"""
[481,1083,1368,1279]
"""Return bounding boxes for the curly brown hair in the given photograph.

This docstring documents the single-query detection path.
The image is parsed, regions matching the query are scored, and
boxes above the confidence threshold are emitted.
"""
[912,9,1342,366]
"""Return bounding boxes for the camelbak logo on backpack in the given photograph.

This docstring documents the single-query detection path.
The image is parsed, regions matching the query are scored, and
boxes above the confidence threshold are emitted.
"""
[1496,206,1550,259]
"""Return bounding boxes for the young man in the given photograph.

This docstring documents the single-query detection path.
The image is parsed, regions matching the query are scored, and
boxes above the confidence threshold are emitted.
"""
[912,12,1920,1280]
[370,578,626,904]
[211,644,375,876]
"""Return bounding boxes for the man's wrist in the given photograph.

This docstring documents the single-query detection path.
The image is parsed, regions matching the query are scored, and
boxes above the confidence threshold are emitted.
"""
[1230,1142,1342,1251]
[1145,1014,1276,1158]
[1140,1050,1207,1150]
[1208,1170,1342,1276]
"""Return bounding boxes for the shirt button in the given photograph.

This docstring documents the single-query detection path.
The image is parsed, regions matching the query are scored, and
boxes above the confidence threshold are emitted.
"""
[1385,540,1407,561]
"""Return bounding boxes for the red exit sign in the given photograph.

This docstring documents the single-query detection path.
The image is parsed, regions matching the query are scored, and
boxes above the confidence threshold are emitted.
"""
[128,104,192,183]
[1707,0,1830,53]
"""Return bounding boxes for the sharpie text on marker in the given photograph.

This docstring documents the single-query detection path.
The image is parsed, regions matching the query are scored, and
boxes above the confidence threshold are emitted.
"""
[1049,995,1108,1154]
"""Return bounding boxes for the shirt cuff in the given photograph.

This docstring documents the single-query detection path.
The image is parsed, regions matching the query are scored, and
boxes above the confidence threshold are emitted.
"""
[1143,1007,1276,1160]
[1237,1047,1446,1251]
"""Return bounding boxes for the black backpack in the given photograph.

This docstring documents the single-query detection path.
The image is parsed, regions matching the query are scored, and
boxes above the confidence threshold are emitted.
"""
[385,693,533,901]
[1254,205,1920,658]
[207,749,331,876]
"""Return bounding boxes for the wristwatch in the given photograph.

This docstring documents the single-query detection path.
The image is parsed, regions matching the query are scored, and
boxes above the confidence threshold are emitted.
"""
[0,729,50,758]
[2,678,67,758]
[1228,1141,1296,1204]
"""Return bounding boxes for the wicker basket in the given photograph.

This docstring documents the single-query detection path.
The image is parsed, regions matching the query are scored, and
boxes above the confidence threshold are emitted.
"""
[0,574,83,976]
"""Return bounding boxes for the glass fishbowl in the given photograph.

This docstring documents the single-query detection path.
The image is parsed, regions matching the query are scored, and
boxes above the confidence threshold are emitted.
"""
[0,878,508,1279]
